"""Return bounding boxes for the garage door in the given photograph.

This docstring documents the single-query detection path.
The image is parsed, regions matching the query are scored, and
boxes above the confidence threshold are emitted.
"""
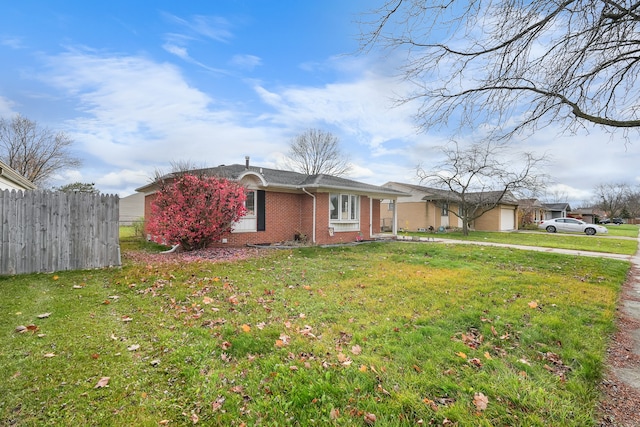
[500,208,515,231]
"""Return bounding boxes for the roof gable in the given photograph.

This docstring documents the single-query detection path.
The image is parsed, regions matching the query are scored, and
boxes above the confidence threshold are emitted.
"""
[0,160,37,191]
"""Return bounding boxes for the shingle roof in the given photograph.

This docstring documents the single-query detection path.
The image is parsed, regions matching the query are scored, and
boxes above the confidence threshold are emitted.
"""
[137,164,408,198]
[383,181,519,205]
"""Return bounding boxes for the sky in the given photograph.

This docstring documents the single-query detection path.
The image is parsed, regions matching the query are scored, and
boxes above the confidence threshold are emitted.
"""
[1,1,638,206]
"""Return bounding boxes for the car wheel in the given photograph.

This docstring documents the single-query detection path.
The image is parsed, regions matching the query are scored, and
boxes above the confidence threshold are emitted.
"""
[546,226,556,233]
[585,228,596,235]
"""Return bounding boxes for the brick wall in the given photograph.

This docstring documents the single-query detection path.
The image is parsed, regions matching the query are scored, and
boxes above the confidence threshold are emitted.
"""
[144,190,383,247]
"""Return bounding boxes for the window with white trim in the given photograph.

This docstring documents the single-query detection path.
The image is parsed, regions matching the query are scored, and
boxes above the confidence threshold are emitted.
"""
[329,193,360,232]
[233,190,257,233]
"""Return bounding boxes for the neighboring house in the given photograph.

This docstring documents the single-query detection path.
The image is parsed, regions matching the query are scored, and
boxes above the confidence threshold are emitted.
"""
[518,198,546,226]
[380,182,519,232]
[569,207,599,224]
[135,158,407,246]
[542,203,572,219]
[0,160,36,191]
[119,192,145,225]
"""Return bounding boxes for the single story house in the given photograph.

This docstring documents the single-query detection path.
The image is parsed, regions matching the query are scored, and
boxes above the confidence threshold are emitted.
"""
[542,202,572,219]
[136,158,408,246]
[0,160,36,191]
[517,198,546,226]
[380,182,519,232]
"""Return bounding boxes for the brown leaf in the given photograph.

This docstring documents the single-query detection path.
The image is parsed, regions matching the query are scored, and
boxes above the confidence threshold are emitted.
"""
[241,324,251,333]
[127,344,140,351]
[37,312,52,319]
[26,324,39,332]
[351,345,362,355]
[43,353,56,358]
[94,376,110,388]
[528,301,538,309]
[15,325,27,333]
[330,408,340,420]
[364,412,377,424]
[473,392,489,411]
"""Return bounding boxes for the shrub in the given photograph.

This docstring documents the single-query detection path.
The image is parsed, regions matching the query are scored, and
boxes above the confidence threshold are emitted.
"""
[146,174,246,250]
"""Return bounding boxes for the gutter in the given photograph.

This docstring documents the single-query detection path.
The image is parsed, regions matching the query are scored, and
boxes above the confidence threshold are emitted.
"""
[301,187,316,244]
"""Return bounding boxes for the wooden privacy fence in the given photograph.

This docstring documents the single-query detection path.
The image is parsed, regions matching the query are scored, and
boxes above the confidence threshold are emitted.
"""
[0,190,121,275]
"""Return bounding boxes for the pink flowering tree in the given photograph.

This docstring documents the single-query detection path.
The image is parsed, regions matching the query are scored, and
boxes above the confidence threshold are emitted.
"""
[146,174,247,251]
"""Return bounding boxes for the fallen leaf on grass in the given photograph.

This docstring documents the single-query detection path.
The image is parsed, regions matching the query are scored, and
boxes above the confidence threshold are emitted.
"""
[37,313,51,319]
[364,412,377,424]
[15,325,27,333]
[456,352,467,359]
[351,345,362,355]
[473,392,489,411]
[330,408,340,420]
[127,344,140,351]
[43,353,56,358]
[528,301,538,309]
[94,377,110,388]
[241,324,251,333]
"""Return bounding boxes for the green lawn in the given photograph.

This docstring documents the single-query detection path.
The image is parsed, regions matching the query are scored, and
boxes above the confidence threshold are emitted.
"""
[404,225,639,255]
[0,239,631,426]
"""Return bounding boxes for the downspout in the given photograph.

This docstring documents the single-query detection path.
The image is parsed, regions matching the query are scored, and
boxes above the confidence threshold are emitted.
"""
[392,198,398,236]
[301,188,316,244]
[369,197,373,238]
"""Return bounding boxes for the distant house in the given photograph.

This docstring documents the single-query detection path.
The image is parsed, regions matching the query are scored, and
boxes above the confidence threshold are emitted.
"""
[380,182,519,232]
[119,192,145,225]
[136,158,407,246]
[569,207,601,224]
[542,203,572,219]
[518,198,546,226]
[0,160,36,191]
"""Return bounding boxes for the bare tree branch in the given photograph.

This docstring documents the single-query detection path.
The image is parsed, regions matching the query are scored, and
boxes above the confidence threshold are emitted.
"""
[0,114,81,185]
[417,140,549,235]
[360,0,640,138]
[286,129,351,176]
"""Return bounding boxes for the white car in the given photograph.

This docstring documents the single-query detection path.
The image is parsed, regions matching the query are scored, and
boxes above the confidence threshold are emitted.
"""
[538,217,608,235]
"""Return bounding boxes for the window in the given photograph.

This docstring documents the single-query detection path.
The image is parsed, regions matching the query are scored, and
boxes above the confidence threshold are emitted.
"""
[245,191,255,216]
[329,193,359,222]
[388,200,395,211]
[441,203,449,216]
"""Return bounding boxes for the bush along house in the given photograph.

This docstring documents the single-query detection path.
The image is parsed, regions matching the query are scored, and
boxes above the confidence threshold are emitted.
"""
[136,157,408,246]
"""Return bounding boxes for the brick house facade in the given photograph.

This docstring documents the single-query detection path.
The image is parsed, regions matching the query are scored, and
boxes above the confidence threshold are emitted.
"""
[137,161,405,246]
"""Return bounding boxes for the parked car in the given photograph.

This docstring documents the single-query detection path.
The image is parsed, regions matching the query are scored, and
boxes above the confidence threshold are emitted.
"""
[600,217,624,225]
[538,218,608,235]
[612,218,624,224]
[599,218,611,224]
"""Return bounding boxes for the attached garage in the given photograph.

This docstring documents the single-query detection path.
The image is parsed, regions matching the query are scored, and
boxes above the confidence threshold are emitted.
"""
[500,207,516,231]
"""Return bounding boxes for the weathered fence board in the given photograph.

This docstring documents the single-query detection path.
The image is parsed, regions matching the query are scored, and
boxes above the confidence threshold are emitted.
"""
[0,190,121,275]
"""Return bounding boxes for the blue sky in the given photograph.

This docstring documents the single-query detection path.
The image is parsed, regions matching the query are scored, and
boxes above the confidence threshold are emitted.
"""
[1,1,638,205]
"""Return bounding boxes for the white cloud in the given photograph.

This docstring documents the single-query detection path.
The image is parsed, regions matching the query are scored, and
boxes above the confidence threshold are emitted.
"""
[0,96,16,116]
[230,54,261,70]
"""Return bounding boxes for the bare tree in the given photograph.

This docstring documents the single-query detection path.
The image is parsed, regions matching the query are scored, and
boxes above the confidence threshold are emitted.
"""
[625,186,640,220]
[360,1,640,138]
[593,182,630,218]
[286,129,351,176]
[418,140,548,235]
[0,114,81,185]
